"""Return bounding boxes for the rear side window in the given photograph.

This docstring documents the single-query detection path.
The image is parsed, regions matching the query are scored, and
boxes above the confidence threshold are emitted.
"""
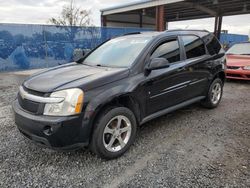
[181,36,206,59]
[206,35,222,55]
[151,39,181,63]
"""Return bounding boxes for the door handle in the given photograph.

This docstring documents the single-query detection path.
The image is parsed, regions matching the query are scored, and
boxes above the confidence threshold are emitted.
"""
[177,67,186,72]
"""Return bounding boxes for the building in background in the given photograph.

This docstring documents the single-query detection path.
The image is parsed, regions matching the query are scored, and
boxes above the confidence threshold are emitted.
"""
[101,0,250,40]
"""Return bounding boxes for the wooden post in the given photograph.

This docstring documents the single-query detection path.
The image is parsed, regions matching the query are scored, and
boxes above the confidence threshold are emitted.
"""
[156,5,165,31]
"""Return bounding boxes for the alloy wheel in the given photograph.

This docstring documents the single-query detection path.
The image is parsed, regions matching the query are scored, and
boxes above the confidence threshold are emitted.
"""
[103,115,132,152]
[211,83,222,104]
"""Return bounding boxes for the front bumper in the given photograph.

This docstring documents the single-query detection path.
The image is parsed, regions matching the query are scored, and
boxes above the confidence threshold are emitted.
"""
[12,100,90,150]
[226,69,250,80]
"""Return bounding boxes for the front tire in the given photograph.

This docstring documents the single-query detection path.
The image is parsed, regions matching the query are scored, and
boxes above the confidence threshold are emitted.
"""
[90,107,137,160]
[201,78,223,109]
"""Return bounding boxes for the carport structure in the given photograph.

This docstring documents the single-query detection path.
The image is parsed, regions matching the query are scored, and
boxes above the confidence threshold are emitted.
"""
[101,0,250,39]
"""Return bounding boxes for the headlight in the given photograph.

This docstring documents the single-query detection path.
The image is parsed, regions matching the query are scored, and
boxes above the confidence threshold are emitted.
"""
[243,66,250,70]
[44,88,84,116]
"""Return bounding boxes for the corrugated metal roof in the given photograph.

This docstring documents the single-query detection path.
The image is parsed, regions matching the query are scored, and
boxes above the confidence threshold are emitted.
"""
[101,0,250,22]
[101,0,185,15]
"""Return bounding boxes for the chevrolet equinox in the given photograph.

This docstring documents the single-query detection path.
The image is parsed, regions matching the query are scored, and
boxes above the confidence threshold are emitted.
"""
[13,30,226,159]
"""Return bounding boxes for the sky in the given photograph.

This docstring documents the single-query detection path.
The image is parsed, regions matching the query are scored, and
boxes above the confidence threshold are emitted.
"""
[0,0,250,36]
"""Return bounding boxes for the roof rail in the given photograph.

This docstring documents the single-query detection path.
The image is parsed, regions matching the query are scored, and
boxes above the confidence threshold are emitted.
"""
[165,29,210,33]
[123,32,141,36]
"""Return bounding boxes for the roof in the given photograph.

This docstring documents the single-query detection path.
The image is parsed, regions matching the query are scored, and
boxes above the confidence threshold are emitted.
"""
[101,0,184,16]
[101,0,250,22]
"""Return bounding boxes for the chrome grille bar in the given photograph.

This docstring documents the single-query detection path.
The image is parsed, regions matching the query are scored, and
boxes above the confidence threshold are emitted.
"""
[19,86,64,104]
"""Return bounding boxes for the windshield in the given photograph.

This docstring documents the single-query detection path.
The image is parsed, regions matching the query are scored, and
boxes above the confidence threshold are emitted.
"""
[83,36,152,67]
[227,43,250,55]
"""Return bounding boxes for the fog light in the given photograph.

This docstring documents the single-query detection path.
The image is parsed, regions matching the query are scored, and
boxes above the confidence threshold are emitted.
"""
[43,126,53,136]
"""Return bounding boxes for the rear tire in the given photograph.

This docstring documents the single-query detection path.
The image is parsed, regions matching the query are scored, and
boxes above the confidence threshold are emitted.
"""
[201,78,223,109]
[90,107,137,160]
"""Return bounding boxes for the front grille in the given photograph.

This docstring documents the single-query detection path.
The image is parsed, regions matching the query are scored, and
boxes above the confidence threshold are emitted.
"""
[17,86,46,114]
[18,93,40,113]
[227,66,240,70]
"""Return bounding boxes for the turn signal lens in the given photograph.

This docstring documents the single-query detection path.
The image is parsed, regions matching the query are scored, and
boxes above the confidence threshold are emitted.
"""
[75,93,84,113]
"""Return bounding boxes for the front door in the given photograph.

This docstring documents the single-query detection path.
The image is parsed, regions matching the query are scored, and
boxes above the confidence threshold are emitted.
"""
[145,37,193,116]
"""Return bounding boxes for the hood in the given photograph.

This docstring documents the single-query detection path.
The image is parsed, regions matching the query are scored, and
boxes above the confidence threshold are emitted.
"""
[226,54,250,67]
[23,63,129,93]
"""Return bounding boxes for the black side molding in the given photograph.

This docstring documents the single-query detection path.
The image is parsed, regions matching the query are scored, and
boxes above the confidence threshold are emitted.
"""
[141,96,205,125]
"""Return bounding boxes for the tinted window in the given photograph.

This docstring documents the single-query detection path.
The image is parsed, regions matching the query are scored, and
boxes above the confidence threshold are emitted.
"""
[205,35,221,55]
[151,39,180,63]
[182,36,206,59]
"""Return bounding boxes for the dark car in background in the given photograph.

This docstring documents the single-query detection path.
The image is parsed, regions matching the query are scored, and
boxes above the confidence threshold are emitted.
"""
[226,42,250,80]
[13,30,226,159]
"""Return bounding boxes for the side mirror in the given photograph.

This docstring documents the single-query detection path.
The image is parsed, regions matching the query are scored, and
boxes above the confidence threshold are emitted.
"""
[73,49,91,62]
[147,58,170,71]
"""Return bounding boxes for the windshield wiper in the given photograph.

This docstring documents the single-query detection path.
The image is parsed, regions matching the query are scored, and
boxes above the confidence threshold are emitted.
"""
[240,54,250,55]
[96,64,110,67]
[76,58,85,64]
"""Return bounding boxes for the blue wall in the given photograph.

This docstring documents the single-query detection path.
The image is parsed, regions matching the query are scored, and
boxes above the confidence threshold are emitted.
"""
[220,33,249,48]
[0,23,249,72]
[0,24,152,72]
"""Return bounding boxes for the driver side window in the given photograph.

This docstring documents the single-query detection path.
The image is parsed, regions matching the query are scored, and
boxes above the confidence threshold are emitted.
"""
[151,39,181,63]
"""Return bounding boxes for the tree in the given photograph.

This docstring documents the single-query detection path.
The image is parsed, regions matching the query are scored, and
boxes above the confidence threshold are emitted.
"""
[49,0,93,42]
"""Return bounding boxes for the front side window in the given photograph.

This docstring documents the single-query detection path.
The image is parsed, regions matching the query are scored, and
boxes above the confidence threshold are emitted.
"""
[182,36,206,59]
[151,39,181,63]
[83,36,152,67]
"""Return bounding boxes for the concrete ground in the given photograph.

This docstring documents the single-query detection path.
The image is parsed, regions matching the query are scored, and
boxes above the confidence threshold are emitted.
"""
[0,70,249,188]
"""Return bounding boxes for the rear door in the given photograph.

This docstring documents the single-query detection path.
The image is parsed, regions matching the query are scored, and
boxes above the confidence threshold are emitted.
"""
[179,35,210,99]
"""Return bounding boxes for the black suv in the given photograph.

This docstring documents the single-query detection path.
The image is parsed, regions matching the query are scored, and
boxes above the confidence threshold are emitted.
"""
[13,30,226,159]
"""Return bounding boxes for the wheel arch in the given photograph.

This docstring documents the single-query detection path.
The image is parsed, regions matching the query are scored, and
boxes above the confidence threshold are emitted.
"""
[213,71,226,84]
[87,94,141,138]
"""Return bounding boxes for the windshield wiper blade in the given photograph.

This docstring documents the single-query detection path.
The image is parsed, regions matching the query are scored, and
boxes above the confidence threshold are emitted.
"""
[76,58,85,64]
[96,64,110,67]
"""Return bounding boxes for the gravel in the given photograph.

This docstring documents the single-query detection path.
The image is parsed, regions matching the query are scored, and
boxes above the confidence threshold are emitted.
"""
[0,71,249,188]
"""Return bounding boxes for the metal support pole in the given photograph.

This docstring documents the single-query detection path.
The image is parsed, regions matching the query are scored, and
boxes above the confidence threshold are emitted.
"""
[214,16,218,36]
[101,15,107,27]
[139,12,143,28]
[217,16,223,40]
